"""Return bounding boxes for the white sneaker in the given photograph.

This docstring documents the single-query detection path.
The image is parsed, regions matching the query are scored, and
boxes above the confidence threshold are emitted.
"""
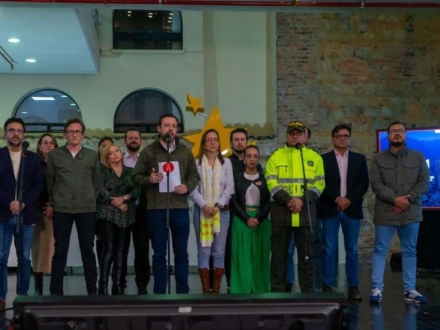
[369,288,382,303]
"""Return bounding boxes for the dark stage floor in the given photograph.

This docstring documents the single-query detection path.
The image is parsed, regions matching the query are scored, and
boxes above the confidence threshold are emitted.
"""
[1,264,440,329]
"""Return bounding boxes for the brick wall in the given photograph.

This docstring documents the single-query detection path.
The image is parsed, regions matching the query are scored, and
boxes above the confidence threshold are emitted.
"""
[277,11,440,262]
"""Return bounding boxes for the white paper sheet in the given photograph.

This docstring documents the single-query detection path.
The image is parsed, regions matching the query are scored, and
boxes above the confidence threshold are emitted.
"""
[159,161,181,193]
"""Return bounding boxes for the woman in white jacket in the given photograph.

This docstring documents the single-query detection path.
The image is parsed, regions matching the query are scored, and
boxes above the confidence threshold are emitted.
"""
[191,129,234,294]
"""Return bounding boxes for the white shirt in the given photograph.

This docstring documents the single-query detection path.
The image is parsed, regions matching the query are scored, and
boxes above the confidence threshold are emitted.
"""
[123,152,139,168]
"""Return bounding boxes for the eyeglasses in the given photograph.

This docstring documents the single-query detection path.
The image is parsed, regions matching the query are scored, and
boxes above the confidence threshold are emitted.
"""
[206,138,219,143]
[65,130,83,136]
[334,134,350,139]
[41,141,55,146]
[389,129,406,135]
[7,128,24,135]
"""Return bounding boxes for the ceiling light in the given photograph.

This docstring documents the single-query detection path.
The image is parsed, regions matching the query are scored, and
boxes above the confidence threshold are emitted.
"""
[128,10,132,13]
[32,97,55,101]
[70,103,76,106]
[8,38,20,43]
[61,95,67,98]
[26,59,36,63]
[21,111,28,114]
[169,13,174,16]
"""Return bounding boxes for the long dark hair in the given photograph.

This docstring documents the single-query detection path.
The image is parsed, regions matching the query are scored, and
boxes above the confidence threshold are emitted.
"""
[197,129,224,165]
[37,133,58,162]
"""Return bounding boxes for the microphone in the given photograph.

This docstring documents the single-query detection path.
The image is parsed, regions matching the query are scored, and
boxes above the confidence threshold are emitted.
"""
[295,143,304,150]
[164,134,172,144]
[22,141,30,151]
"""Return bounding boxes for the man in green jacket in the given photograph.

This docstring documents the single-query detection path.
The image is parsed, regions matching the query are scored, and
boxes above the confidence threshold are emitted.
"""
[133,114,200,294]
[47,118,100,295]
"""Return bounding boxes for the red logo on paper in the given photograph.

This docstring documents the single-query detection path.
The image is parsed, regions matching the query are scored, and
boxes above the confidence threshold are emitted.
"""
[163,162,174,173]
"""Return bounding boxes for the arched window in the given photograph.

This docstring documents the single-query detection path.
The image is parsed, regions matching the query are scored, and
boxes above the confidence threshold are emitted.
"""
[114,88,184,133]
[13,88,82,132]
[113,10,183,50]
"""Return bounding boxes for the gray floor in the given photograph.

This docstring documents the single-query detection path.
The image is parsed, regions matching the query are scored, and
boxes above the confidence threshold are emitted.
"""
[2,264,440,329]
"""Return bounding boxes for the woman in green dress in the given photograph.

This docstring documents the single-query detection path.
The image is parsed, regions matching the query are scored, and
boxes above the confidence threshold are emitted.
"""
[230,145,271,294]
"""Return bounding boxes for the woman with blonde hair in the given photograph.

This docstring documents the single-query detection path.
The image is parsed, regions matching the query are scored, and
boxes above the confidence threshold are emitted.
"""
[96,143,139,295]
[32,133,58,295]
[191,129,234,293]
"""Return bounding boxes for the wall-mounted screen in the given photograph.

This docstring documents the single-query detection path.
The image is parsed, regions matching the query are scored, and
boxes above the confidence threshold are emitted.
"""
[376,127,440,210]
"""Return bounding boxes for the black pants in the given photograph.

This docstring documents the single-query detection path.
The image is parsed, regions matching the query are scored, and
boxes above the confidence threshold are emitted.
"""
[118,204,150,291]
[271,225,314,293]
[99,220,130,287]
[50,212,97,295]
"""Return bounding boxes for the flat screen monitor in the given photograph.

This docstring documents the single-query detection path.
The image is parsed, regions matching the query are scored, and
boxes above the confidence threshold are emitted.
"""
[376,127,440,210]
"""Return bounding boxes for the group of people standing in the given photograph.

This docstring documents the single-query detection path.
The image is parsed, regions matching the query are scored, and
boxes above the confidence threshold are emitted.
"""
[0,114,429,310]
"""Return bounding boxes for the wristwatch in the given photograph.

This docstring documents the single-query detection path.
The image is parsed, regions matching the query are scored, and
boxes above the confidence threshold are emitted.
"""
[123,195,129,201]
[215,203,223,209]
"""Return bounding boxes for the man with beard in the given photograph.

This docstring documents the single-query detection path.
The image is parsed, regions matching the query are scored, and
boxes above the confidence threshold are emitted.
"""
[0,118,43,310]
[133,115,199,294]
[120,129,150,294]
[369,121,429,304]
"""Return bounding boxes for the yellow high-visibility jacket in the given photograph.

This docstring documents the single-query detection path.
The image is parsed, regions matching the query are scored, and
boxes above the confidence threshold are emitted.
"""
[265,146,325,227]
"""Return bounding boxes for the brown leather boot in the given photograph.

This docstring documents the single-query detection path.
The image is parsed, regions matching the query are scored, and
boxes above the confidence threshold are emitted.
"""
[198,268,210,294]
[212,268,224,294]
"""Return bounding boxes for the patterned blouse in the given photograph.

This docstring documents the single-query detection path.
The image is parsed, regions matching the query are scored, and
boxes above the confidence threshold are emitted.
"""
[97,165,140,228]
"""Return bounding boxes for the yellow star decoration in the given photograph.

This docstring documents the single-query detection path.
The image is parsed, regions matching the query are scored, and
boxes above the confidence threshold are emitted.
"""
[184,106,235,157]
[186,94,205,115]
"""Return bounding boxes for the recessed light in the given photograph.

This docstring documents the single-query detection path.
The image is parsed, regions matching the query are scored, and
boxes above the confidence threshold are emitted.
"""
[70,103,76,106]
[26,59,36,63]
[8,38,20,43]
[61,95,68,98]
[21,111,28,114]
[128,10,132,13]
[32,97,55,101]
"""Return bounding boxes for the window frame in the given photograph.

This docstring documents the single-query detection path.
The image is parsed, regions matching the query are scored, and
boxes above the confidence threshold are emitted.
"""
[12,88,82,133]
[113,88,184,134]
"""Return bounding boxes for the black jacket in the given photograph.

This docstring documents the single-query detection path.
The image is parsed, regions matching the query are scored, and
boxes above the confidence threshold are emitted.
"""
[230,172,271,223]
[318,150,369,220]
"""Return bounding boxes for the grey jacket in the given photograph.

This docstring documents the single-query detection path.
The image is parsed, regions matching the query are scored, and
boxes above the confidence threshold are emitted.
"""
[370,146,429,225]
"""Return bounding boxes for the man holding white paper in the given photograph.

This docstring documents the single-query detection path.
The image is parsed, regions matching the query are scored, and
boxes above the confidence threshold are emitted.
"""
[133,114,200,294]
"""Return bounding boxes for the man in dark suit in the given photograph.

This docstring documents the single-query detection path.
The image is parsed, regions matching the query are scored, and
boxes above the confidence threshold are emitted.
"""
[0,117,43,310]
[318,124,369,300]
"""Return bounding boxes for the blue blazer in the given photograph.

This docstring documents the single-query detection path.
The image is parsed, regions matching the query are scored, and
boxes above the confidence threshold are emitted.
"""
[0,147,44,225]
[318,150,369,220]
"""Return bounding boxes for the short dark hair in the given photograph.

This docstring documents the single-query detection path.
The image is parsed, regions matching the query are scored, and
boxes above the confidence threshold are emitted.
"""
[387,121,406,133]
[98,136,114,148]
[331,124,352,137]
[244,145,259,156]
[230,128,248,142]
[158,114,179,126]
[124,129,142,140]
[4,117,25,132]
[64,118,85,133]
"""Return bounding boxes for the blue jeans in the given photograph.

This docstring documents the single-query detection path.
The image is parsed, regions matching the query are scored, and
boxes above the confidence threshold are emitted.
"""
[322,212,360,287]
[0,216,35,300]
[193,206,230,269]
[286,234,295,285]
[148,209,190,294]
[371,222,420,292]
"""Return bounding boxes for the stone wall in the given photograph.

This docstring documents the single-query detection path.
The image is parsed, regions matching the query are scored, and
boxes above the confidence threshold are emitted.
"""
[277,11,440,262]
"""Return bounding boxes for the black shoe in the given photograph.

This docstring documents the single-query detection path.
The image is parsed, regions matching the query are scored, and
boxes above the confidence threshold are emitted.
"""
[285,283,293,293]
[98,284,108,295]
[323,285,333,293]
[348,286,362,301]
[34,272,43,296]
[138,287,148,295]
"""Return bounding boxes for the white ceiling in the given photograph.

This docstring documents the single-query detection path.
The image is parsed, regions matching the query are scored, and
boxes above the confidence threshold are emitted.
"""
[0,7,99,75]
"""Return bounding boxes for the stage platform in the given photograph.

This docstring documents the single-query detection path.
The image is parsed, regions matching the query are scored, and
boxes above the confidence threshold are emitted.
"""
[1,264,440,330]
